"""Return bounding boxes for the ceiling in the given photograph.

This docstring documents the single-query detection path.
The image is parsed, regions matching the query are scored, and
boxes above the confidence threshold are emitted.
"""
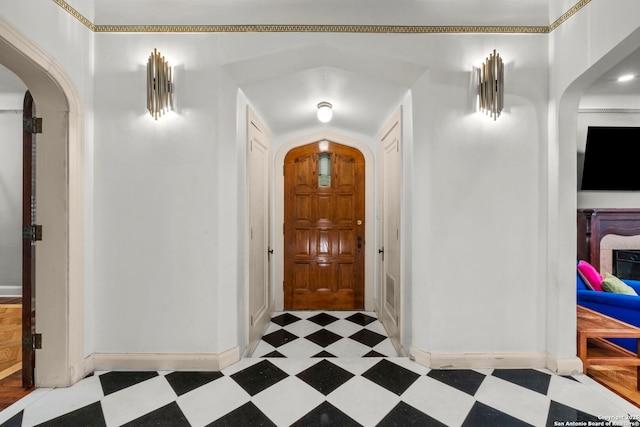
[580,45,640,110]
[1,1,639,136]
[91,0,551,27]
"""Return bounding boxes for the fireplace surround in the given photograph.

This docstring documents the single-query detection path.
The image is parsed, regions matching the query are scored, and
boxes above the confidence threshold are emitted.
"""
[577,209,640,275]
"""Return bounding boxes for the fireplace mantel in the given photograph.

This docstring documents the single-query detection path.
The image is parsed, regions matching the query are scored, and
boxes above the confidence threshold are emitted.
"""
[577,209,640,272]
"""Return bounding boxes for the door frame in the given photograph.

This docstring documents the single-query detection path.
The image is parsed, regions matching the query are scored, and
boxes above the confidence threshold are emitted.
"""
[274,131,375,311]
[0,17,85,387]
[245,106,272,354]
[377,108,403,354]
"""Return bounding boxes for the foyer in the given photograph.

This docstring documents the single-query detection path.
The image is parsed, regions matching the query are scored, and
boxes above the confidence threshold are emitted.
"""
[0,312,638,426]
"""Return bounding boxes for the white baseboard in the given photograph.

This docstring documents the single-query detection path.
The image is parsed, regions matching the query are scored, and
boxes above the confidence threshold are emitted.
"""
[91,347,241,372]
[546,353,584,375]
[0,286,20,297]
[409,346,583,374]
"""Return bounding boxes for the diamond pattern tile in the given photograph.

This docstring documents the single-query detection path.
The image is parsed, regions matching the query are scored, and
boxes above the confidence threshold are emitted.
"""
[546,400,603,425]
[427,369,486,396]
[349,329,387,348]
[312,350,336,358]
[308,312,339,326]
[345,312,377,326]
[462,401,532,427]
[121,402,189,427]
[99,371,158,396]
[362,359,420,396]
[165,371,224,397]
[270,312,302,327]
[261,350,286,358]
[377,401,448,427]
[33,402,106,427]
[261,328,298,348]
[305,329,343,347]
[492,369,551,395]
[296,359,355,395]
[230,360,288,396]
[290,401,362,427]
[206,402,276,427]
[4,312,636,427]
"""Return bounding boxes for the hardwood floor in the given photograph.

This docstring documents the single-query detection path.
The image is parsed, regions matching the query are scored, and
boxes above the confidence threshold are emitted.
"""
[0,304,21,374]
[588,365,640,407]
[0,299,31,411]
[0,369,33,411]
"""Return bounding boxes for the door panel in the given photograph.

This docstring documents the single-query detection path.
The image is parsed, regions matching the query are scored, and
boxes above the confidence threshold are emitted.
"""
[378,109,402,350]
[247,108,272,355]
[22,91,36,388]
[284,141,365,310]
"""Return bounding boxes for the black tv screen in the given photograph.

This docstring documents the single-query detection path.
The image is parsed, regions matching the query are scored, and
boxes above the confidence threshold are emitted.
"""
[581,126,640,191]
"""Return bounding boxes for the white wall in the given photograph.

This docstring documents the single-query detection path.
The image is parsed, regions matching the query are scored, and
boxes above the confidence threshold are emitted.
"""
[408,35,548,354]
[0,94,23,296]
[92,34,240,354]
[88,30,551,360]
[7,0,640,371]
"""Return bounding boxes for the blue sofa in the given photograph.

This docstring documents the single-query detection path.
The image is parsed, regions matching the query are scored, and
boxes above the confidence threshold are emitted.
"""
[577,273,640,353]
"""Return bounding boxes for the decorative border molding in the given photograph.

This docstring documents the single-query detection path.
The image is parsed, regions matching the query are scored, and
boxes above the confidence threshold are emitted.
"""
[93,24,549,34]
[549,0,592,32]
[51,0,95,31]
[53,0,591,34]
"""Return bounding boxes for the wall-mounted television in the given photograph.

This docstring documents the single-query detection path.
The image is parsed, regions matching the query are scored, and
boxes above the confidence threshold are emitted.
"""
[581,126,640,191]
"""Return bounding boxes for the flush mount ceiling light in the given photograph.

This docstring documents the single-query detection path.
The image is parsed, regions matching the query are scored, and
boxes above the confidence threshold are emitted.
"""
[147,48,173,120]
[618,74,635,82]
[317,102,333,123]
[478,50,504,120]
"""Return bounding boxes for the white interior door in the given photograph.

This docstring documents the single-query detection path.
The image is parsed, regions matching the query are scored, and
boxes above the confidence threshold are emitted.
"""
[378,108,402,351]
[247,107,272,355]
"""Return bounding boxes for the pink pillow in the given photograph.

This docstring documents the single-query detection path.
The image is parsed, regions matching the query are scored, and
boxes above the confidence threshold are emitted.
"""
[577,260,603,291]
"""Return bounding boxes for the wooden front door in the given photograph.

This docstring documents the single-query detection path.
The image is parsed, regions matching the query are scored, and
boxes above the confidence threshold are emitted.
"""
[284,141,365,310]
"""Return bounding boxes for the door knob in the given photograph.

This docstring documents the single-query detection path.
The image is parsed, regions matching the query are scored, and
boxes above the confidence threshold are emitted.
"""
[378,247,384,261]
[357,236,362,250]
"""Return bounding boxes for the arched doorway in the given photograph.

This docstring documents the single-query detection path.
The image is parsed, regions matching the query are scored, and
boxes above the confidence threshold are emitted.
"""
[274,131,376,312]
[550,27,640,374]
[283,141,365,310]
[0,18,84,387]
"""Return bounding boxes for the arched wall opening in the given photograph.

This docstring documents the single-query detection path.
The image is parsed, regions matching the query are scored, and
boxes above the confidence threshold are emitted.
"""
[0,18,85,387]
[553,26,640,370]
[274,131,377,312]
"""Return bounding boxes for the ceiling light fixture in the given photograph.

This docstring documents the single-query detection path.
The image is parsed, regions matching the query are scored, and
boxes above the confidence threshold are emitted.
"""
[618,74,635,82]
[477,50,504,120]
[147,48,173,120]
[317,102,333,123]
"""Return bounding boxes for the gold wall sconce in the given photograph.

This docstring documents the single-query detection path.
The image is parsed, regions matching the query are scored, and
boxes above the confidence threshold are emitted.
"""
[478,50,503,120]
[147,49,173,120]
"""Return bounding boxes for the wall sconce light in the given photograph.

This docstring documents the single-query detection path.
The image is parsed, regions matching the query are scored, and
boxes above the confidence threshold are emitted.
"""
[318,139,330,152]
[317,102,333,123]
[147,49,173,120]
[477,50,504,120]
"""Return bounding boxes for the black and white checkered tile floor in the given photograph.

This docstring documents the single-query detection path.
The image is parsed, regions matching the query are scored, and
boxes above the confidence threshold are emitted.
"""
[1,311,639,426]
